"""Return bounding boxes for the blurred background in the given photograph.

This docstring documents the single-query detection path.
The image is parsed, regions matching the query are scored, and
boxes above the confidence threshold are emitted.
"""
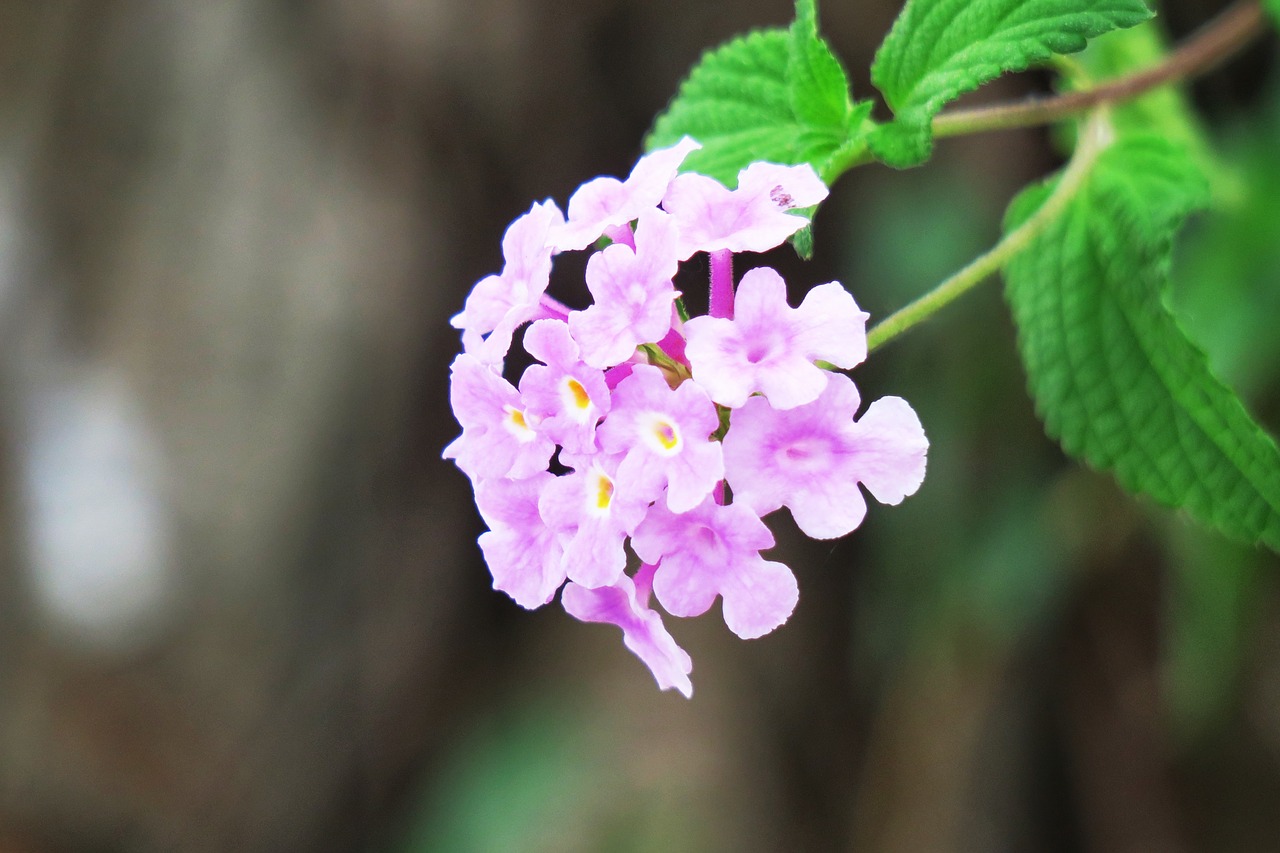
[0,1,1277,850]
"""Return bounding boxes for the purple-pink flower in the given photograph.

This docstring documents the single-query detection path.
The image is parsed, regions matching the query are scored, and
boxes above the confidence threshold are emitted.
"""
[539,455,646,590]
[685,266,870,409]
[444,142,928,698]
[723,372,928,539]
[450,200,564,365]
[475,472,565,609]
[442,354,554,482]
[561,564,693,698]
[633,497,798,640]
[597,364,724,513]
[662,161,829,259]
[519,319,609,454]
[568,210,681,369]
[555,137,701,252]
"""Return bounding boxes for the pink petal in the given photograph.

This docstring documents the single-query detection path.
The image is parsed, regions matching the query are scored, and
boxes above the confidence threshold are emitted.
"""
[786,475,867,540]
[848,396,928,505]
[475,473,565,608]
[556,137,701,251]
[662,163,829,258]
[793,282,869,370]
[721,557,799,639]
[562,573,694,698]
[735,161,828,210]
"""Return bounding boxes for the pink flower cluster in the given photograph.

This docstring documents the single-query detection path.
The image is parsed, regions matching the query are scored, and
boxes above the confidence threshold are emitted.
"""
[445,138,928,698]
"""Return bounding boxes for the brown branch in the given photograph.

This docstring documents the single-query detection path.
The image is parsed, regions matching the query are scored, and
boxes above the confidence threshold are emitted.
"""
[931,0,1269,139]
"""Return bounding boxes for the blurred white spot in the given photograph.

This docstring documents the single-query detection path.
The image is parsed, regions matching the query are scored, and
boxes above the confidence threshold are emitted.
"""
[20,369,176,651]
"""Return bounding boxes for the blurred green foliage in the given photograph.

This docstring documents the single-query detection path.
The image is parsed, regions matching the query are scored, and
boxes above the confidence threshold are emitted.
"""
[1163,75,1280,741]
[398,699,713,853]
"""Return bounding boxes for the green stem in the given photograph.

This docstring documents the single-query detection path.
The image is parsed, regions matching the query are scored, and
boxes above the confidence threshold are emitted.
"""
[822,138,873,181]
[865,111,1113,353]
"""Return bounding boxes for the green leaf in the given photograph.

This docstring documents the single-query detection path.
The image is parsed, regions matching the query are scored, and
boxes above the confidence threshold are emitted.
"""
[1003,135,1280,550]
[648,29,791,185]
[789,222,815,260]
[869,0,1152,167]
[789,0,853,129]
[647,1,872,187]
[1266,0,1280,30]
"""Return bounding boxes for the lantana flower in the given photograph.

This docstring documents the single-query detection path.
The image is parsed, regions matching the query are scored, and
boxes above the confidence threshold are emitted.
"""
[556,136,701,252]
[518,319,609,454]
[561,564,693,698]
[597,364,724,513]
[684,266,870,409]
[539,454,646,589]
[723,372,928,539]
[442,354,554,482]
[450,200,564,365]
[569,210,681,369]
[662,161,829,259]
[633,497,799,640]
[475,472,565,609]
[444,139,928,697]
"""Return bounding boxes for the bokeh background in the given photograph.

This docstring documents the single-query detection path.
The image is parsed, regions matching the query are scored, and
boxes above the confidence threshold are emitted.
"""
[0,1,1278,850]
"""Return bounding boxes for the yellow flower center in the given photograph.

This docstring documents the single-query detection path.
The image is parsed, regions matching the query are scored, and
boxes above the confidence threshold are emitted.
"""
[566,378,591,410]
[654,420,680,451]
[503,405,536,441]
[594,473,615,510]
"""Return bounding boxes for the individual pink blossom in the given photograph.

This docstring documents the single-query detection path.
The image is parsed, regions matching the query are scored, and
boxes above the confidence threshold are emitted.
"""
[451,199,564,364]
[684,267,869,409]
[555,137,701,251]
[662,161,829,259]
[561,564,693,698]
[722,372,927,539]
[518,319,609,453]
[597,364,724,513]
[568,210,681,369]
[475,472,565,609]
[538,454,647,589]
[632,497,798,639]
[442,354,554,482]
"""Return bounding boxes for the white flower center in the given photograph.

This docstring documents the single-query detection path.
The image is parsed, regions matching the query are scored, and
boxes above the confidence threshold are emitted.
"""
[626,281,647,306]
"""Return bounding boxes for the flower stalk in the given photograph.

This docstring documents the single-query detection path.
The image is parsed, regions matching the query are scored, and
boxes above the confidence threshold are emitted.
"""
[866,109,1114,353]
